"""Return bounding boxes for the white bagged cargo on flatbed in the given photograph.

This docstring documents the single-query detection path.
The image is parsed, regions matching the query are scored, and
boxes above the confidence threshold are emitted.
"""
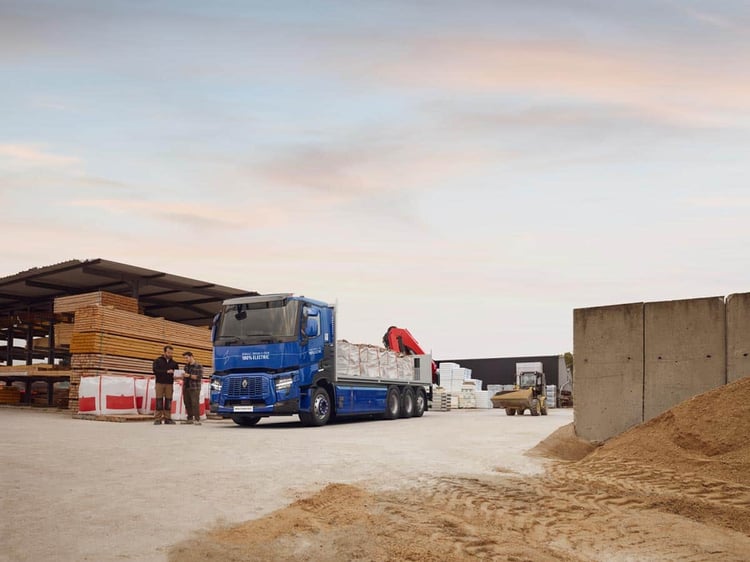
[335,340,431,384]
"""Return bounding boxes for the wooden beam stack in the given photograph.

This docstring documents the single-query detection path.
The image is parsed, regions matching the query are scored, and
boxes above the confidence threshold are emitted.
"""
[52,291,214,413]
[54,291,139,314]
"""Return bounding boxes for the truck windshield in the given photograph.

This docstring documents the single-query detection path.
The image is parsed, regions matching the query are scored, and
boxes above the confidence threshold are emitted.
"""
[518,373,538,388]
[215,299,301,345]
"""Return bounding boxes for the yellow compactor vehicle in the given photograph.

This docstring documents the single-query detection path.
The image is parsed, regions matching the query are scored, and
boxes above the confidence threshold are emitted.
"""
[491,370,548,416]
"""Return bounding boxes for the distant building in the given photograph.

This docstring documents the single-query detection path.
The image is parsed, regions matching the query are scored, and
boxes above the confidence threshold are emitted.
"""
[436,354,571,391]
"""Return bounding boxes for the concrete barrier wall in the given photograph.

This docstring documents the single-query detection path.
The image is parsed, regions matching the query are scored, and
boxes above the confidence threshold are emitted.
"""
[573,303,644,442]
[575,293,749,442]
[727,293,750,383]
[643,297,726,420]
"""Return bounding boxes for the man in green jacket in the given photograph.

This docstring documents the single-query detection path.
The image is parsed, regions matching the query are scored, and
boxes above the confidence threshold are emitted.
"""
[181,351,204,425]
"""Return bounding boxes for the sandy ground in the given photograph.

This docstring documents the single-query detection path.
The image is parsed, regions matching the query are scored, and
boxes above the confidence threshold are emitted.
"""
[0,407,570,562]
[3,379,750,562]
[170,379,750,562]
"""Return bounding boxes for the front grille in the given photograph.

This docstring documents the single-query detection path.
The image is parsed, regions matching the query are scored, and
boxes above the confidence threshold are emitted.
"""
[227,376,269,399]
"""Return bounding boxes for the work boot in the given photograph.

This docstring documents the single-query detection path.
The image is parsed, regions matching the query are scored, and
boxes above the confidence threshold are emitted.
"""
[164,419,176,425]
[193,420,202,426]
[153,420,162,425]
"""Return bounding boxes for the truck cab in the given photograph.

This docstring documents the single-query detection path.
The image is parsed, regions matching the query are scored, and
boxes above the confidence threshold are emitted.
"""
[210,294,334,426]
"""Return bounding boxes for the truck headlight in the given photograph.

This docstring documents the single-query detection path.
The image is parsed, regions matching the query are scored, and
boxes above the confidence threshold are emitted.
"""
[210,378,223,392]
[275,376,293,392]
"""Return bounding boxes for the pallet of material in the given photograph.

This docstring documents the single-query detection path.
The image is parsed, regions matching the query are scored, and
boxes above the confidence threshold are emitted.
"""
[70,333,212,366]
[429,389,451,412]
[54,291,139,314]
[72,305,211,349]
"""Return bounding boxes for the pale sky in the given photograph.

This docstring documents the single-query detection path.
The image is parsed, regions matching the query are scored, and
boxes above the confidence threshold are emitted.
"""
[2,0,749,359]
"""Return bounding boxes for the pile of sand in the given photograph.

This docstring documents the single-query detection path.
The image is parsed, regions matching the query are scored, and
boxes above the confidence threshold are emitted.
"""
[585,376,750,485]
[527,422,598,461]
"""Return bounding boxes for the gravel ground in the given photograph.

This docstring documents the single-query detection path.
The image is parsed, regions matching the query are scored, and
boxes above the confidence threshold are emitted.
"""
[0,406,572,562]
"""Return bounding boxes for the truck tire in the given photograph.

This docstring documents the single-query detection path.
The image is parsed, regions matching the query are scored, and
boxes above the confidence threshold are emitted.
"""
[231,415,261,426]
[400,387,415,418]
[299,386,331,427]
[505,408,515,416]
[384,386,401,419]
[541,402,548,415]
[413,388,426,417]
[530,399,540,416]
[516,408,524,416]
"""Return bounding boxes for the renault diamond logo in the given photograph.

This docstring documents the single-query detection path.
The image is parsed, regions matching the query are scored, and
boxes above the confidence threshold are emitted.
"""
[242,379,248,389]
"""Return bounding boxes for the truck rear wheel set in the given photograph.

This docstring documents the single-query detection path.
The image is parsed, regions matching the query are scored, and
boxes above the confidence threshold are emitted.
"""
[384,385,428,420]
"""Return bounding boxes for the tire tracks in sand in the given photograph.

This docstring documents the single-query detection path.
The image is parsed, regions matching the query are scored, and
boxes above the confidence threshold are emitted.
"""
[170,456,750,562]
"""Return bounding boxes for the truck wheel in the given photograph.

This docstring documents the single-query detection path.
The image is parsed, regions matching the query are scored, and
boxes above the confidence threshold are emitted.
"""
[384,386,401,419]
[300,387,331,427]
[231,415,261,426]
[516,408,524,416]
[413,388,426,417]
[400,388,415,418]
[530,399,540,416]
[505,408,515,416]
[541,403,548,415]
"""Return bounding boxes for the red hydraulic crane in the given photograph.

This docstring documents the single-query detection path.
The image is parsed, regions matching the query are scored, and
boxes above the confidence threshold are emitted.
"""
[382,326,438,384]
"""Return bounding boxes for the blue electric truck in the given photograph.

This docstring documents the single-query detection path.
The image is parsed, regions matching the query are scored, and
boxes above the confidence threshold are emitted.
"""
[210,293,433,426]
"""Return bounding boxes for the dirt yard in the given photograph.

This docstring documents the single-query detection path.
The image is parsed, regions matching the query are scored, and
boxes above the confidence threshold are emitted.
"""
[172,378,750,561]
[2,379,749,561]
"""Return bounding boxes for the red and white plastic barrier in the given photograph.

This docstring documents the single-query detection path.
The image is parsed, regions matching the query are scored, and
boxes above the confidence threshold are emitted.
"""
[79,374,208,419]
[170,379,208,420]
[78,375,139,416]
[134,377,155,414]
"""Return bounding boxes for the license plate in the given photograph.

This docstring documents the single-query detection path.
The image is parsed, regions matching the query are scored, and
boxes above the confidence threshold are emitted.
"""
[233,405,254,412]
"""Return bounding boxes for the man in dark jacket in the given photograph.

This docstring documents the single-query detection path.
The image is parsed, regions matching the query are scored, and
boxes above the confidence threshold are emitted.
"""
[153,345,179,425]
[181,351,204,425]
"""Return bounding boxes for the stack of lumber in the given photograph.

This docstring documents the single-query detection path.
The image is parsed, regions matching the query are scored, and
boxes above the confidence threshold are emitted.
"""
[70,305,212,365]
[32,322,75,350]
[71,354,154,375]
[0,386,21,404]
[0,364,69,373]
[0,366,73,408]
[28,382,70,408]
[54,291,139,314]
[70,332,211,365]
[68,371,82,413]
[53,291,214,413]
[72,305,211,351]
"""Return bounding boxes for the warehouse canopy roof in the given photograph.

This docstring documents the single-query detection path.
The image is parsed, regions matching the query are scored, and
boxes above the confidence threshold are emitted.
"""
[0,258,258,326]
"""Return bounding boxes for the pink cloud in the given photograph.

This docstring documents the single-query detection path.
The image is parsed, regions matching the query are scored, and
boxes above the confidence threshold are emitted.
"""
[70,198,290,229]
[365,39,749,127]
[0,143,80,167]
